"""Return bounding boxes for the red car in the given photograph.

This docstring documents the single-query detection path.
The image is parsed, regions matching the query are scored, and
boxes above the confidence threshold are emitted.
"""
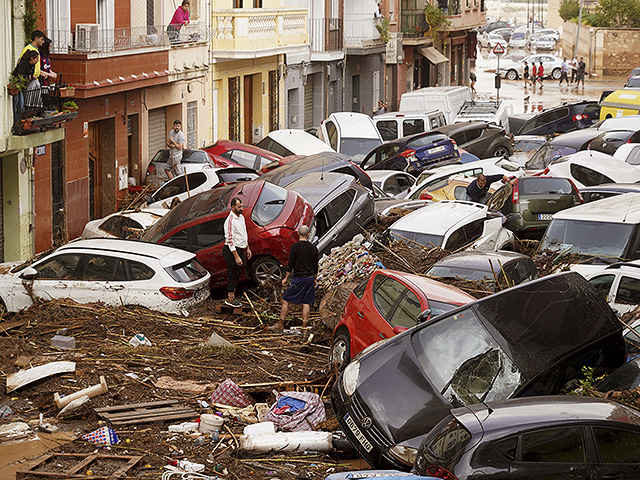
[141,181,314,288]
[331,269,475,370]
[203,140,283,172]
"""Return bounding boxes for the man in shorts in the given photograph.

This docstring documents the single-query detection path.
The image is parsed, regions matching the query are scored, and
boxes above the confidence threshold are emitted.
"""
[166,120,185,180]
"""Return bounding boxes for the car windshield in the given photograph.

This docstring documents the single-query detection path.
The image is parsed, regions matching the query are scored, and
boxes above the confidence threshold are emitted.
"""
[390,228,444,248]
[407,133,449,148]
[511,32,525,40]
[412,307,522,407]
[251,182,288,226]
[525,144,578,170]
[627,77,640,88]
[540,219,635,260]
[340,138,382,164]
[165,258,208,283]
[514,138,546,152]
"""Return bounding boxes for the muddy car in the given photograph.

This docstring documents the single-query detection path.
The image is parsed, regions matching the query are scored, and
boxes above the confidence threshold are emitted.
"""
[331,272,625,471]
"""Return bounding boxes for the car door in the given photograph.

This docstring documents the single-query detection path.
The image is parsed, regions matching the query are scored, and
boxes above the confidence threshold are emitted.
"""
[460,127,486,156]
[610,274,640,315]
[317,189,358,253]
[73,253,130,306]
[509,426,596,480]
[592,425,640,479]
[125,259,160,309]
[27,252,83,304]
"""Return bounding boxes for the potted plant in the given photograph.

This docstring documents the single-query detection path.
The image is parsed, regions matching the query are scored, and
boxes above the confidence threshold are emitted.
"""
[7,74,28,96]
[59,85,76,98]
[62,100,78,112]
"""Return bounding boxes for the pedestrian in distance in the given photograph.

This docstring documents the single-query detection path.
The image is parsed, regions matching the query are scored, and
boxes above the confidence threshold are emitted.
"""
[223,197,252,308]
[469,70,477,95]
[374,100,388,115]
[531,62,537,88]
[523,61,530,87]
[466,174,516,204]
[577,57,586,89]
[271,225,319,331]
[167,0,190,44]
[537,62,544,88]
[570,56,578,83]
[559,57,570,86]
[166,120,185,180]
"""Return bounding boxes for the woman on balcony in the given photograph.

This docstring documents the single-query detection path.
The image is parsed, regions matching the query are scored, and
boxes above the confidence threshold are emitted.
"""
[167,0,190,44]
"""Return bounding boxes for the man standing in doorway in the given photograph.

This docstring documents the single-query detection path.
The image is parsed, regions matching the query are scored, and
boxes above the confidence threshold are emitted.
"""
[223,197,252,308]
[166,120,185,180]
[271,226,319,330]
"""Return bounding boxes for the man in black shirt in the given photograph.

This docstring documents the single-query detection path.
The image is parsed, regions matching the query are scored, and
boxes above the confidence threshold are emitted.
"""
[466,173,515,204]
[271,225,319,330]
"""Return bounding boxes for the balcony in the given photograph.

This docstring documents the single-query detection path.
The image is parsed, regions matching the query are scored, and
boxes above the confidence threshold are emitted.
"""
[344,17,384,52]
[211,9,308,59]
[310,18,343,53]
[401,5,486,41]
[9,84,78,136]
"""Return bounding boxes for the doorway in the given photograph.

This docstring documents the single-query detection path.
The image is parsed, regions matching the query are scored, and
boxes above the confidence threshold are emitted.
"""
[243,75,253,143]
[51,141,66,247]
[352,74,360,112]
[88,123,102,221]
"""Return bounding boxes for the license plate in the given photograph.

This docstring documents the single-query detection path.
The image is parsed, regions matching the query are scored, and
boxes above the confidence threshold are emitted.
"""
[344,413,373,452]
[538,213,554,220]
[427,145,446,155]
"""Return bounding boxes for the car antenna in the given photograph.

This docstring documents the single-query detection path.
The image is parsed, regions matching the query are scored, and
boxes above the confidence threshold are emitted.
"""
[623,195,635,223]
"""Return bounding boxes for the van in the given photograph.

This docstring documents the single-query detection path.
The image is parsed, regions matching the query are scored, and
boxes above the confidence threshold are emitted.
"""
[319,112,383,165]
[399,86,473,124]
[454,100,513,132]
[372,110,447,141]
[600,89,640,120]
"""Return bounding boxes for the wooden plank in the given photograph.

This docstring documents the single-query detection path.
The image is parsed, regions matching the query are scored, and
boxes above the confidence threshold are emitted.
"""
[95,400,178,413]
[101,407,195,422]
[110,411,198,426]
[96,400,196,426]
[17,453,142,479]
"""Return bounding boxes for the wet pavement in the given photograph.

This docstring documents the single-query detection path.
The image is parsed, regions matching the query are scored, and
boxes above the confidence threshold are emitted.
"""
[473,47,628,117]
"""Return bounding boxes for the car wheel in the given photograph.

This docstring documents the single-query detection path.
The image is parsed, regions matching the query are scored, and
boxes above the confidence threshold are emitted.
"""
[492,145,511,158]
[551,67,562,80]
[507,69,518,80]
[330,333,351,373]
[250,256,283,284]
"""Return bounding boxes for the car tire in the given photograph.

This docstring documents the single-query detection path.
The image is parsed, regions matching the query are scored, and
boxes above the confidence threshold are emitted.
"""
[330,332,351,373]
[250,256,283,284]
[551,67,562,80]
[507,69,518,80]
[492,145,511,158]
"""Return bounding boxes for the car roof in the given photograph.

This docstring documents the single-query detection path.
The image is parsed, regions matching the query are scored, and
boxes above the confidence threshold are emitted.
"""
[266,129,334,155]
[553,192,640,223]
[210,140,283,159]
[390,201,487,236]
[429,250,529,272]
[598,115,640,131]
[434,121,492,134]
[374,110,443,120]
[101,209,167,225]
[283,172,353,208]
[454,396,640,437]
[581,183,640,193]
[324,112,380,139]
[260,152,355,185]
[380,269,476,304]
[549,128,602,146]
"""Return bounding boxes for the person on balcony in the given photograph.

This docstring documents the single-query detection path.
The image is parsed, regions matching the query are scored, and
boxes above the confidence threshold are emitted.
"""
[39,37,58,88]
[12,50,39,129]
[167,0,190,44]
[19,30,45,80]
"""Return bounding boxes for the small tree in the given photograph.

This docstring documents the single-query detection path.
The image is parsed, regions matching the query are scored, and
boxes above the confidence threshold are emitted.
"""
[559,0,580,21]
[593,0,640,27]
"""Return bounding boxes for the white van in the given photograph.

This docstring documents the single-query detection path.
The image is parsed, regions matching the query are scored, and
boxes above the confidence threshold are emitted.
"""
[319,112,383,165]
[454,100,513,132]
[373,110,447,141]
[399,86,473,124]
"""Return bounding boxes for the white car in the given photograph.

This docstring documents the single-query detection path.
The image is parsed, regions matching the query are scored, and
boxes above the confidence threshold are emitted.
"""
[319,112,383,165]
[256,129,335,157]
[388,200,515,251]
[81,209,167,239]
[586,261,640,316]
[498,54,563,80]
[533,35,556,51]
[538,28,560,41]
[406,157,524,200]
[480,32,509,50]
[367,170,416,198]
[145,168,259,210]
[544,150,640,189]
[0,239,210,315]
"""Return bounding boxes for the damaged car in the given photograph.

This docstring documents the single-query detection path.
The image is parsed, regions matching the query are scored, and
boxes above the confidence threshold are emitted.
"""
[331,272,625,470]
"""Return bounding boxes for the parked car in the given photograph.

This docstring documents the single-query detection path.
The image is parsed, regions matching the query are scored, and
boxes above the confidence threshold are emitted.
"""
[490,27,513,43]
[399,86,472,124]
[510,135,547,165]
[581,183,640,203]
[426,250,538,291]
[0,239,211,315]
[514,100,601,136]
[479,21,512,34]
[360,132,460,174]
[81,209,167,239]
[414,396,640,480]
[259,152,373,191]
[331,269,475,371]
[433,122,513,159]
[586,260,640,316]
[144,149,215,190]
[332,271,625,470]
[523,128,608,171]
[486,176,583,238]
[256,129,335,157]
[508,29,531,49]
[145,168,259,210]
[202,140,283,171]
[588,131,640,155]
[319,112,383,165]
[373,110,447,141]
[367,170,416,198]
[413,175,499,202]
[480,32,509,50]
[141,181,314,287]
[626,75,640,89]
[538,28,560,41]
[282,172,376,255]
[539,193,640,277]
[387,201,515,251]
[498,54,563,80]
[533,34,556,51]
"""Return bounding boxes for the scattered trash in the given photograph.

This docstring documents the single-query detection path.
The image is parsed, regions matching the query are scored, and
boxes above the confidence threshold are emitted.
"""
[193,435,207,446]
[38,413,58,433]
[317,237,382,292]
[156,376,215,394]
[129,333,152,347]
[265,391,326,432]
[167,459,205,473]
[168,422,199,433]
[56,328,69,336]
[51,334,75,350]
[0,405,13,420]
[206,331,234,347]
[210,378,252,408]
[239,431,333,452]
[81,426,119,445]
[125,372,139,380]
[6,361,76,393]
[54,375,108,409]
[57,394,89,418]
[243,421,275,436]
[199,413,223,434]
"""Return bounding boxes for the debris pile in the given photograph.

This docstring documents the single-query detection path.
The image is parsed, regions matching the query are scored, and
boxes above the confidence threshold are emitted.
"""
[317,235,383,292]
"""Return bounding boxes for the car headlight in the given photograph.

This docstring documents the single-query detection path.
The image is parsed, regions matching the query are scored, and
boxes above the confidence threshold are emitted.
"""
[341,360,360,397]
[388,445,418,467]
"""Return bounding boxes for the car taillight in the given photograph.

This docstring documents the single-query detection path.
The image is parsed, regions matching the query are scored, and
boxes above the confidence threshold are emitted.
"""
[573,114,586,121]
[400,149,417,158]
[147,163,156,175]
[420,192,433,200]
[451,139,458,151]
[426,465,459,480]
[511,180,519,203]
[160,287,195,300]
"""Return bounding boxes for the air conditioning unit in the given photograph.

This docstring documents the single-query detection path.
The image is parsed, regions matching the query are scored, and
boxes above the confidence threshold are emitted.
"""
[75,24,99,52]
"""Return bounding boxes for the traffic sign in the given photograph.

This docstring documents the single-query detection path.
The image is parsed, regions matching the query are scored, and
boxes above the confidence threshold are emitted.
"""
[493,43,505,55]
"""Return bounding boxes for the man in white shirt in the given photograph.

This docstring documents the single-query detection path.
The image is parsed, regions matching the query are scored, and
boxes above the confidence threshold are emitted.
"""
[223,197,252,307]
[166,120,185,180]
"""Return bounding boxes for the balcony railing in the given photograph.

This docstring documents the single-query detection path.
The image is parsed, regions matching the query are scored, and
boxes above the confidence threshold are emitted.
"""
[401,11,429,38]
[344,17,383,48]
[49,23,209,55]
[309,18,343,53]
[10,84,78,136]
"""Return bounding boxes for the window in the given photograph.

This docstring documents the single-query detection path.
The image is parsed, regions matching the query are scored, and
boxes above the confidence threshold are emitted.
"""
[383,176,401,195]
[328,190,356,223]
[353,276,369,299]
[99,216,144,238]
[616,276,640,304]
[389,289,422,328]
[35,254,81,280]
[373,275,405,321]
[570,164,615,187]
[165,259,208,283]
[83,255,127,282]
[465,128,483,142]
[487,184,511,212]
[445,219,484,251]
[626,147,640,166]
[251,182,288,226]
[535,107,570,127]
[377,120,398,141]
[494,436,517,461]
[396,174,414,190]
[521,178,572,195]
[129,261,155,281]
[153,172,208,201]
[403,119,425,136]
[594,427,640,463]
[521,427,585,463]
[196,218,225,249]
[228,149,258,169]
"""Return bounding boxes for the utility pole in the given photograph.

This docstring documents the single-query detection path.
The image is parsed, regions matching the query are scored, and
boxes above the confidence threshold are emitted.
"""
[574,0,585,59]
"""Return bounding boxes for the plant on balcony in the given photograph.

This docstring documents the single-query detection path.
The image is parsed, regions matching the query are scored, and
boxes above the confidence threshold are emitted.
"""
[62,100,79,112]
[375,17,391,43]
[59,85,76,98]
[8,74,29,95]
[424,3,452,34]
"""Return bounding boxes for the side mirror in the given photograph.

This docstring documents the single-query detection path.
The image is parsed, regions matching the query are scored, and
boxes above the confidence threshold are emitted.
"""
[20,267,37,279]
[417,309,432,323]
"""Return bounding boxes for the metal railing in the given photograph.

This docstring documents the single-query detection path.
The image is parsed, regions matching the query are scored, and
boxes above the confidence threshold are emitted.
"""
[49,23,209,54]
[309,18,343,52]
[344,17,382,45]
[11,83,78,135]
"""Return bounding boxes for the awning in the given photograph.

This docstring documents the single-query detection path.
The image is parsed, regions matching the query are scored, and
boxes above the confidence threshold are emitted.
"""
[418,46,449,65]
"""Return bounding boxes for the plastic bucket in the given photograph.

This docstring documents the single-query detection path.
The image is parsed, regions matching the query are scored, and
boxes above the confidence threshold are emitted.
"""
[200,414,224,434]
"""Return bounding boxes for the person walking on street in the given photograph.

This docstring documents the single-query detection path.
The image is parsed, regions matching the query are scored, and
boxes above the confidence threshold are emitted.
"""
[223,197,252,308]
[577,57,586,89]
[167,0,190,44]
[531,62,537,88]
[166,120,185,180]
[523,61,530,87]
[537,62,544,88]
[559,57,570,85]
[469,70,477,94]
[570,56,578,83]
[271,225,319,330]
[466,174,516,204]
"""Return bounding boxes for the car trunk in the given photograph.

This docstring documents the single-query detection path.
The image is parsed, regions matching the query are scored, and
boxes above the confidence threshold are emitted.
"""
[523,193,577,218]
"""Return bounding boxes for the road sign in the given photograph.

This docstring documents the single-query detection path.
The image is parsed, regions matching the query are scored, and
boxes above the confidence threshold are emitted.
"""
[493,43,505,55]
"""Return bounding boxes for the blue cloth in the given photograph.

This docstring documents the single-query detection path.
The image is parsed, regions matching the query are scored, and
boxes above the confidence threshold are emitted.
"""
[283,276,315,305]
[276,396,307,413]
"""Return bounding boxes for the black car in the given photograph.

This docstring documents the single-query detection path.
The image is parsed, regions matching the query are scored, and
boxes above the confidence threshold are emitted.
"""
[515,100,601,136]
[433,122,513,159]
[259,152,373,191]
[361,132,460,175]
[479,21,511,33]
[414,396,640,480]
[524,128,604,170]
[588,128,640,155]
[331,272,625,471]
[581,183,640,203]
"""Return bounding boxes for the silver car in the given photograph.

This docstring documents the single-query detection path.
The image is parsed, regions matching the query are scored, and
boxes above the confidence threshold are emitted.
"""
[534,35,557,51]
[499,54,563,80]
